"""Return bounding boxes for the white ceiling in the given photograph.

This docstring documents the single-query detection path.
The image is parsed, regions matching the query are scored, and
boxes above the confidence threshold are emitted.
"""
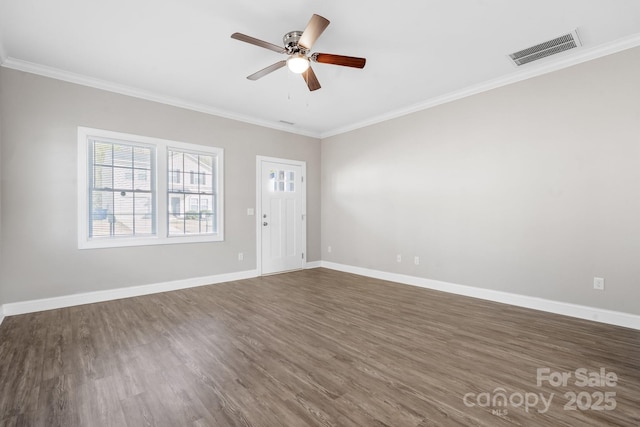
[1,0,640,138]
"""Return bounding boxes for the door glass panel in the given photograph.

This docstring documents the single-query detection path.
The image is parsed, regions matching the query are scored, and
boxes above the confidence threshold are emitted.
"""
[269,169,296,192]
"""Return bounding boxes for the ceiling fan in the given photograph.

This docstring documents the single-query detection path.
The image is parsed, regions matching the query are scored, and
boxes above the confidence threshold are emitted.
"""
[231,14,366,91]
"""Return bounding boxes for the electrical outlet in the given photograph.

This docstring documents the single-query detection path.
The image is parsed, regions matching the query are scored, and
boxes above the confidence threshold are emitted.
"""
[238,252,244,261]
[593,277,605,290]
[396,254,402,263]
[327,246,332,253]
[247,208,254,216]
[414,256,420,265]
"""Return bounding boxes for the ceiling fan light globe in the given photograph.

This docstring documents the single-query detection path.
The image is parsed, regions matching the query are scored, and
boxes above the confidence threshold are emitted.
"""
[287,55,310,74]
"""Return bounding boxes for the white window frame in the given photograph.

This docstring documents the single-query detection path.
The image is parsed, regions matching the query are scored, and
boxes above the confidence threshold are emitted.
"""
[78,127,224,249]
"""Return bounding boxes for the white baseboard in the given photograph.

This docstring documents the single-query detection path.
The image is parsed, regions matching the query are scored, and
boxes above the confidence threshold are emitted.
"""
[320,261,640,330]
[1,269,259,318]
[2,263,638,331]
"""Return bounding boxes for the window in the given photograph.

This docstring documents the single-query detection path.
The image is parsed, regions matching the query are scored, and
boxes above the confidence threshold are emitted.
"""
[189,197,199,211]
[88,139,155,239]
[78,127,224,248]
[189,170,206,185]
[168,150,216,235]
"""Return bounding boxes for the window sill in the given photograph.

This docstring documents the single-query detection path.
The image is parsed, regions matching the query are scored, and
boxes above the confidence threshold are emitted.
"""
[78,234,224,249]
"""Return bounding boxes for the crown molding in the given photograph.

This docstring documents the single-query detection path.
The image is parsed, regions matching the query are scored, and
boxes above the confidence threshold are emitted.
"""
[320,32,640,139]
[0,57,321,139]
[2,32,640,140]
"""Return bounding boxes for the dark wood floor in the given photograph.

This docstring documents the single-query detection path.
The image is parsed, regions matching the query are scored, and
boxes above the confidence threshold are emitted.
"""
[1,268,639,426]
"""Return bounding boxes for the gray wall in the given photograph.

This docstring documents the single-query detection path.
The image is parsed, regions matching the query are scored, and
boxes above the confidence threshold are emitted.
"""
[2,47,639,315]
[322,47,640,315]
[0,72,3,307]
[0,68,321,304]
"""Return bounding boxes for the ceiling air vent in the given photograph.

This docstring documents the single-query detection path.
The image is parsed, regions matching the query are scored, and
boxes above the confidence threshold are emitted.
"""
[508,29,582,66]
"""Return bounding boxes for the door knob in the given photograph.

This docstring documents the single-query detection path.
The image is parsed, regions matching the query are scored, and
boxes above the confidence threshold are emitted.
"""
[263,222,268,226]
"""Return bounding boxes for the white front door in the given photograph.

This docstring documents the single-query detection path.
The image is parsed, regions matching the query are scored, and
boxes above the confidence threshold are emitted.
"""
[258,158,305,275]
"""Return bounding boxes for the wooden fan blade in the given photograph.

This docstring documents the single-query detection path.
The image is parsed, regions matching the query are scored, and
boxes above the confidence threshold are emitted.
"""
[247,60,287,80]
[231,33,286,54]
[298,14,330,50]
[312,53,366,69]
[302,66,321,91]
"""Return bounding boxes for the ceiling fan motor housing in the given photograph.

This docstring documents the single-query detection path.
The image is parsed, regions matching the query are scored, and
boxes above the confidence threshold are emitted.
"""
[283,31,307,54]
